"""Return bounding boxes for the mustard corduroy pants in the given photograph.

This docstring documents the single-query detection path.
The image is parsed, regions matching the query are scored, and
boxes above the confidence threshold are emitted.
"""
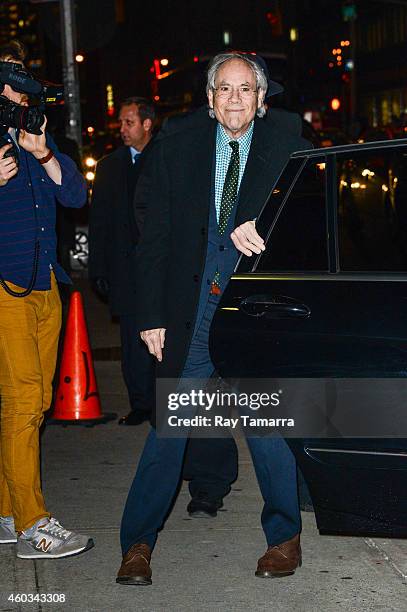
[0,274,61,531]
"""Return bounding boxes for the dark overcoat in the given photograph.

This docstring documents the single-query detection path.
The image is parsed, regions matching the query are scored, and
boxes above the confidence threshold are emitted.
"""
[88,145,151,316]
[135,112,310,378]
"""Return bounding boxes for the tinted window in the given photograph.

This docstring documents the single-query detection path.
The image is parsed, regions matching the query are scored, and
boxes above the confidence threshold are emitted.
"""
[255,159,328,272]
[338,146,407,271]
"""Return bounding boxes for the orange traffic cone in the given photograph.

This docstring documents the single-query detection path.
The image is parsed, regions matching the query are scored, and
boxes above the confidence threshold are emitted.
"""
[50,291,116,425]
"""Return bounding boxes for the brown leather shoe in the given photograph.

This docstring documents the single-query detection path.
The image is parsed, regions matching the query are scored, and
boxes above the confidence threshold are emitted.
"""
[255,534,301,578]
[116,543,152,585]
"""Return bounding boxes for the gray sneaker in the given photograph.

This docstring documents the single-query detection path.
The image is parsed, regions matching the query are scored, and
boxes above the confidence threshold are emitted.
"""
[0,516,17,544]
[17,517,94,559]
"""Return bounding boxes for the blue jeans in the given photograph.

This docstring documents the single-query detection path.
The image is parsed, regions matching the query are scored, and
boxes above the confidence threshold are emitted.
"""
[120,296,301,553]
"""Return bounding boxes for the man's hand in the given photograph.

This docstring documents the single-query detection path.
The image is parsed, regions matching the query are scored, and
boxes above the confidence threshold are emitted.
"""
[140,328,166,362]
[18,116,62,184]
[92,277,110,300]
[18,116,48,158]
[230,220,265,257]
[0,143,18,186]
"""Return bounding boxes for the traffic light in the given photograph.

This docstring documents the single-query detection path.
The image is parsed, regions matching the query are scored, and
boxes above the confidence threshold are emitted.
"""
[342,1,357,22]
[266,9,283,36]
[106,84,115,117]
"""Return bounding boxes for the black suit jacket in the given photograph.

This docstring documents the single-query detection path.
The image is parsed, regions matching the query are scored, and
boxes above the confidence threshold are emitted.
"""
[88,145,151,316]
[135,112,311,378]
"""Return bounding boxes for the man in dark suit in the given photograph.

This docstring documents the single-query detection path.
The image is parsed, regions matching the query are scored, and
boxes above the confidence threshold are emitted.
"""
[117,53,310,585]
[157,98,305,519]
[89,97,236,513]
[88,97,155,426]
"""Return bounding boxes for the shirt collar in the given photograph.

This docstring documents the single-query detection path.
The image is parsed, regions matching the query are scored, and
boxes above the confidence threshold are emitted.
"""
[216,120,254,151]
[129,146,141,161]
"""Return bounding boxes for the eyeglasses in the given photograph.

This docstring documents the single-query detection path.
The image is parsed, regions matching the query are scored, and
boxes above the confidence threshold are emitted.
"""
[213,85,258,98]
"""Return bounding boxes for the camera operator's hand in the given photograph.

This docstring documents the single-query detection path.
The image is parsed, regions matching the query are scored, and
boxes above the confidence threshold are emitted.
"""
[0,144,18,187]
[18,116,48,158]
[19,117,62,185]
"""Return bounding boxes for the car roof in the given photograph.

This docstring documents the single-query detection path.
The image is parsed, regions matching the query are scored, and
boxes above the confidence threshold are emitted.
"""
[291,137,407,158]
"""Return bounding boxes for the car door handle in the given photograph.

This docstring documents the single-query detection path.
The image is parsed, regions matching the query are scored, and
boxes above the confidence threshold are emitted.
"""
[240,294,311,319]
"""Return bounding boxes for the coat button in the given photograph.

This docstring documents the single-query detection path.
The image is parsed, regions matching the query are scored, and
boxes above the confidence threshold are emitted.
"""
[185,321,191,329]
[201,227,206,235]
[219,245,225,251]
[193,274,199,282]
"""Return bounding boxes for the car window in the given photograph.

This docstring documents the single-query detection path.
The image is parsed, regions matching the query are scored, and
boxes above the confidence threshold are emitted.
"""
[337,146,407,271]
[255,158,328,272]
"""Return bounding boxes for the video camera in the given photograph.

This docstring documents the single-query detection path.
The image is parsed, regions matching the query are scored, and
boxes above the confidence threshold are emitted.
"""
[0,61,64,163]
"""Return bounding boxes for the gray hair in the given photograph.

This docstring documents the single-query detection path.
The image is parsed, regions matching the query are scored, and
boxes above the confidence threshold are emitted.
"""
[206,52,267,119]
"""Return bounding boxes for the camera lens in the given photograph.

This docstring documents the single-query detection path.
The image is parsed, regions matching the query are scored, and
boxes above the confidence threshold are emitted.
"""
[0,100,44,135]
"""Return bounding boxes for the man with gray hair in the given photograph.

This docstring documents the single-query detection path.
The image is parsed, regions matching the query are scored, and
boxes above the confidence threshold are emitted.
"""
[117,52,310,585]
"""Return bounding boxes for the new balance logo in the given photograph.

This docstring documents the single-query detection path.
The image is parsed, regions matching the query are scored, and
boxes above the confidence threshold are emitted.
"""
[36,538,52,553]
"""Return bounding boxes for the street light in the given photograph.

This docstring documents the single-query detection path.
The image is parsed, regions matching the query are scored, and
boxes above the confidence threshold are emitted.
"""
[331,98,341,111]
[290,28,298,42]
[85,157,96,168]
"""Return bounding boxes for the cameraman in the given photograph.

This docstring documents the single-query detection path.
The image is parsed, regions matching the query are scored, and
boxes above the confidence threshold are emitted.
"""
[0,41,93,559]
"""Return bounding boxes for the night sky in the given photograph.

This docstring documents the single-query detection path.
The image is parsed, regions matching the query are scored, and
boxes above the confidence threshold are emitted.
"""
[7,0,402,130]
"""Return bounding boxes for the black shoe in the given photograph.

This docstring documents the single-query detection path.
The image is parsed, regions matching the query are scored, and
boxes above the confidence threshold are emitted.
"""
[118,411,150,426]
[187,494,223,518]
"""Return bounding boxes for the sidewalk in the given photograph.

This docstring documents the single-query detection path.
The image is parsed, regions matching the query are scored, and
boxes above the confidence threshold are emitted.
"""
[1,278,406,612]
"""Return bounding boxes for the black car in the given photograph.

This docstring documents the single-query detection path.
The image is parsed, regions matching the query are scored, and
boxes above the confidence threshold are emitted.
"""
[210,138,407,537]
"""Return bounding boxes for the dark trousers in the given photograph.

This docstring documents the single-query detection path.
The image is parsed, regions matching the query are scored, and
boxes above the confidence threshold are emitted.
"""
[119,313,237,499]
[183,436,238,501]
[120,296,301,554]
[119,315,155,415]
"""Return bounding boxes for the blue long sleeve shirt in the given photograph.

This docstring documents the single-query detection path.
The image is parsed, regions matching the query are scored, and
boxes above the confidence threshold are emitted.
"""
[0,132,87,290]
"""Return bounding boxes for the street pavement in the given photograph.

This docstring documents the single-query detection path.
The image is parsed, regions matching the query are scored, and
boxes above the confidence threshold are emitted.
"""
[1,276,406,612]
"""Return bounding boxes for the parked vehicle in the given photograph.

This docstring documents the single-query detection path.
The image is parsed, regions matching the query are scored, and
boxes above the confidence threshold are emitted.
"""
[210,138,407,537]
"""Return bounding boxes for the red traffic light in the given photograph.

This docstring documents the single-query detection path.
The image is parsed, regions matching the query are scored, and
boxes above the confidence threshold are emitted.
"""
[266,11,278,24]
[266,9,282,35]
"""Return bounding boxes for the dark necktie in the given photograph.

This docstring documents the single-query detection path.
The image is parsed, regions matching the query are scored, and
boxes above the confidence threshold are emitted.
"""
[127,153,140,202]
[218,140,240,234]
[211,140,240,294]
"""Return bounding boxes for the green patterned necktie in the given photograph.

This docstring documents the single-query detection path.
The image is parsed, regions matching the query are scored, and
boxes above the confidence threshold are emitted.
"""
[218,140,240,234]
[212,140,240,293]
